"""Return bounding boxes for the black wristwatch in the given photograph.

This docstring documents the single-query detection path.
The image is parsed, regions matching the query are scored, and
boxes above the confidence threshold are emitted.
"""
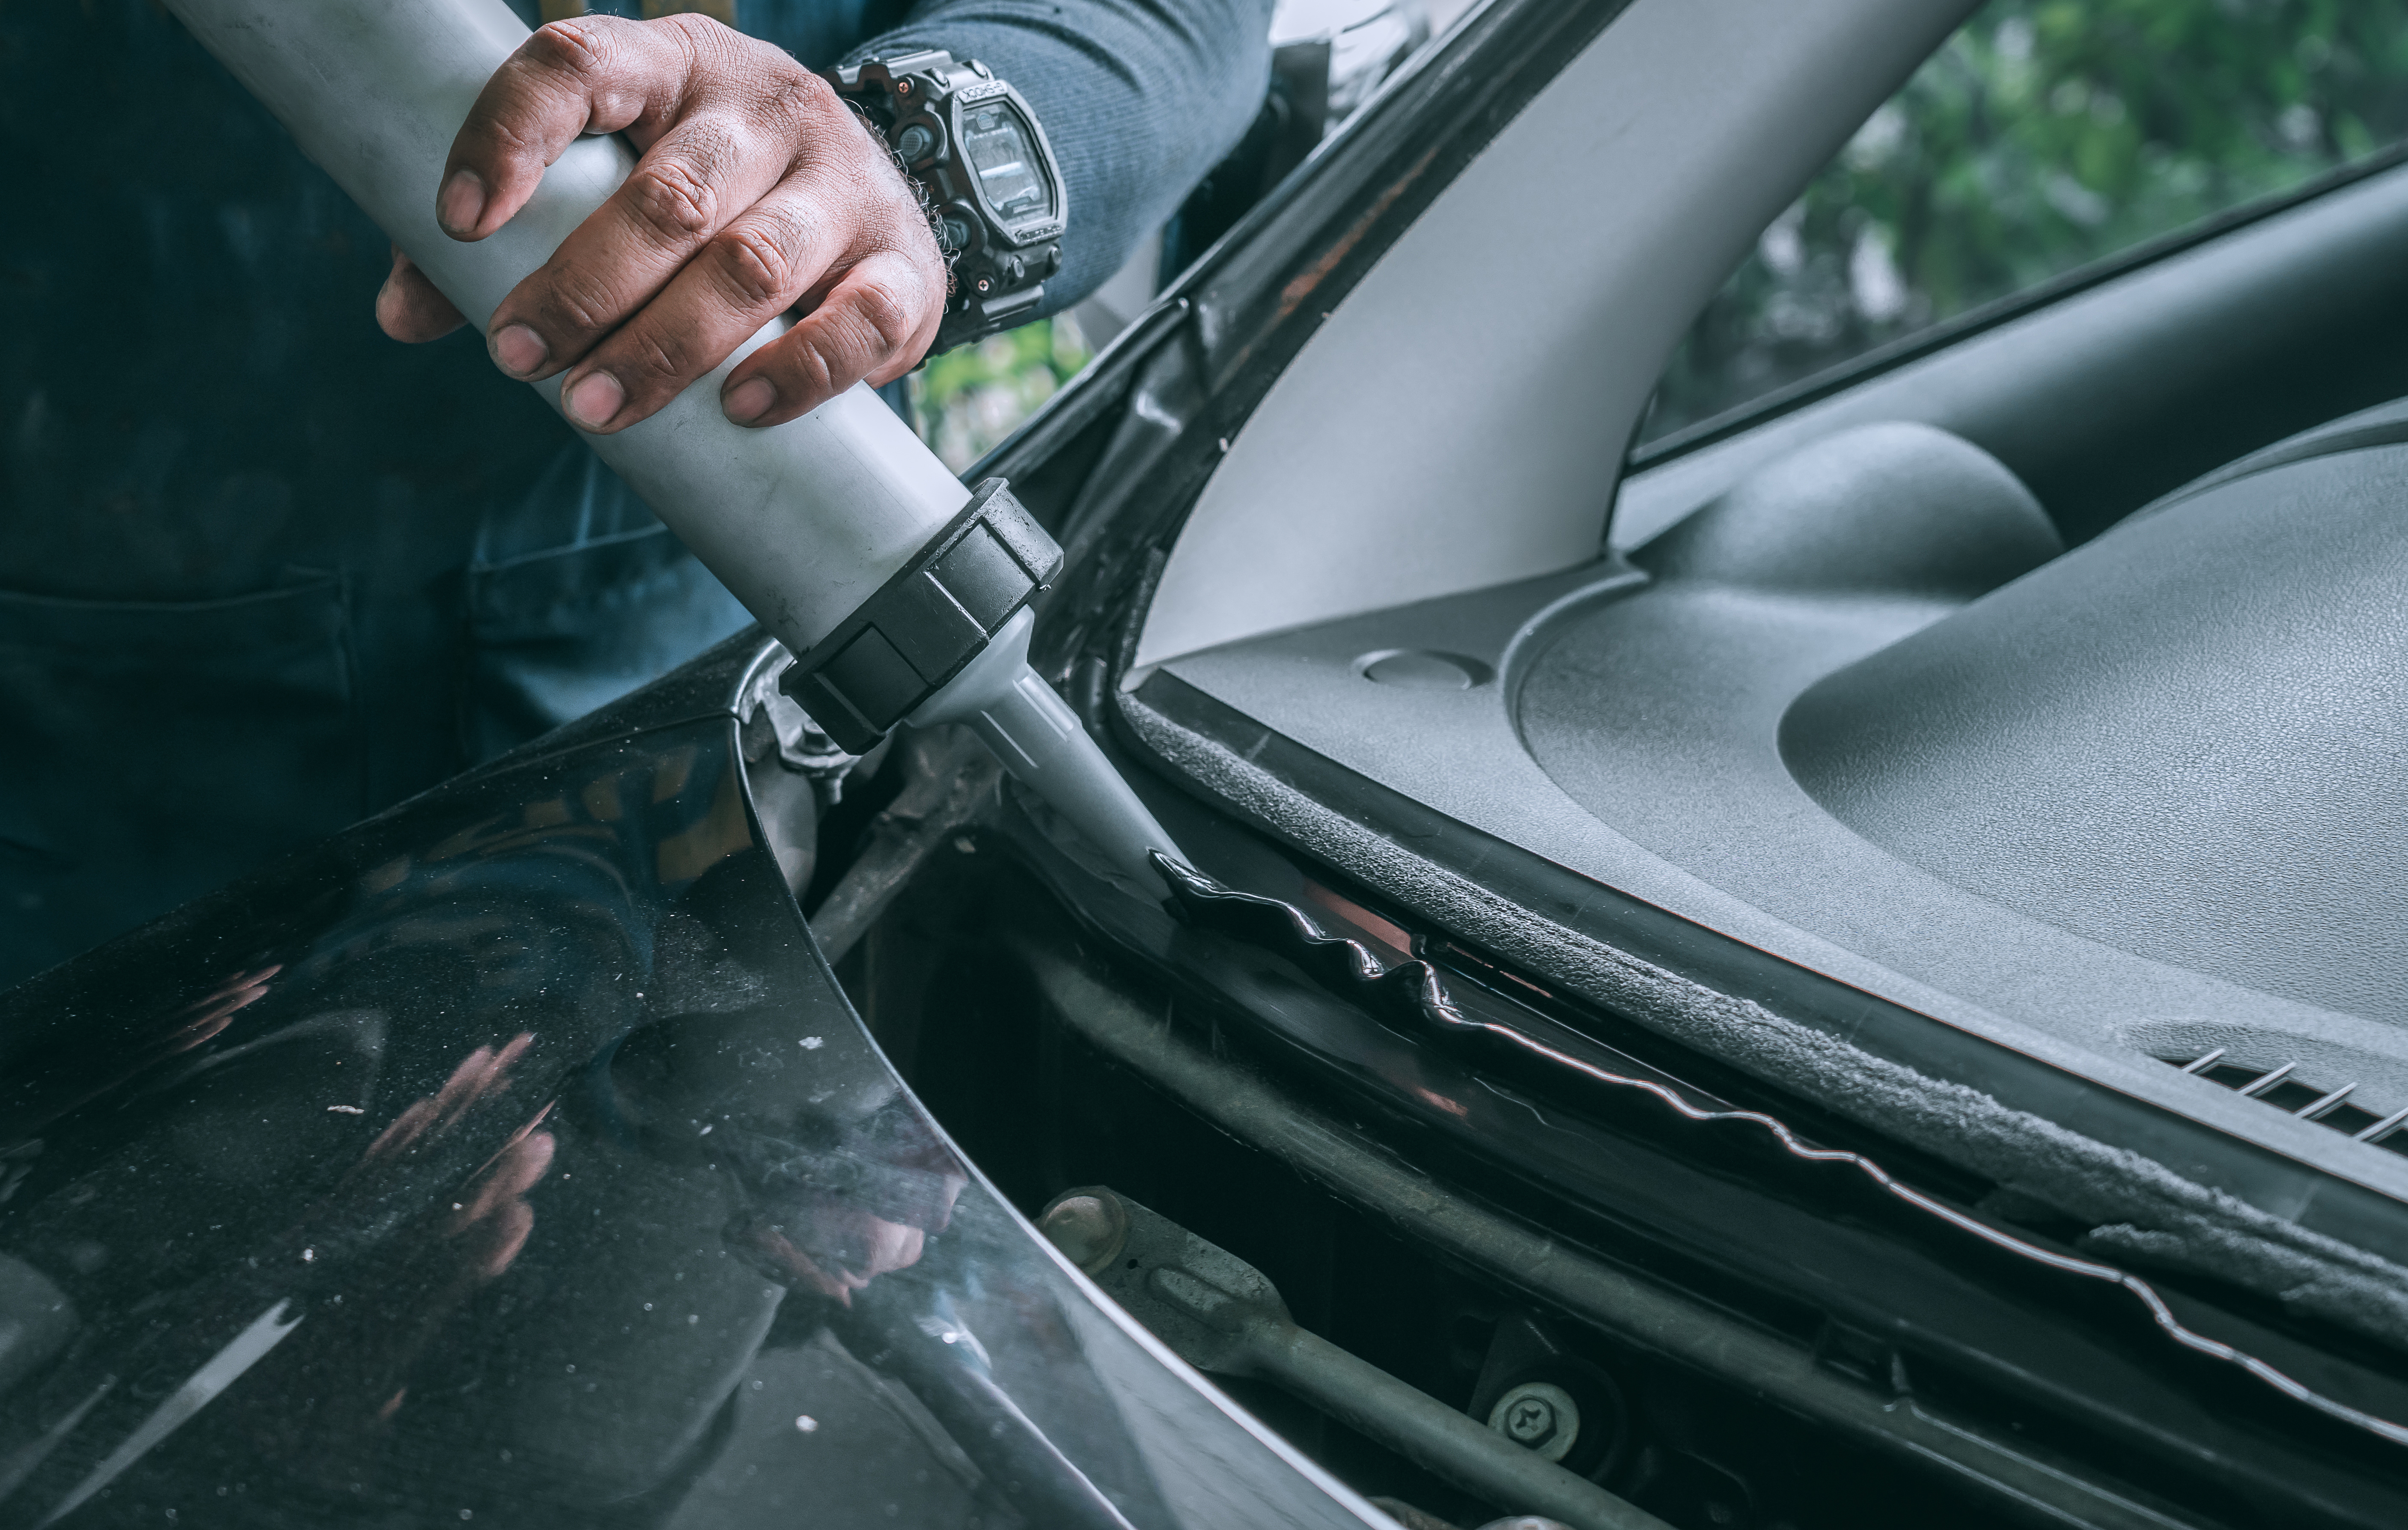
[825,51,1067,354]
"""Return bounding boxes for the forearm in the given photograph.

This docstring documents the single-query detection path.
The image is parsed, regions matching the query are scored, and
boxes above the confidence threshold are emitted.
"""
[837,0,1278,311]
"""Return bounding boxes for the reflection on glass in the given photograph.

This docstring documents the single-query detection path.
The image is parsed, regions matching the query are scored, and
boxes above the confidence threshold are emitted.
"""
[961,102,1052,223]
[1643,0,2408,444]
[0,703,1368,1530]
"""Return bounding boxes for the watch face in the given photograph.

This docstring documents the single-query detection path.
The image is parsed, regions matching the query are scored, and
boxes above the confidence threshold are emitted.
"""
[958,99,1054,227]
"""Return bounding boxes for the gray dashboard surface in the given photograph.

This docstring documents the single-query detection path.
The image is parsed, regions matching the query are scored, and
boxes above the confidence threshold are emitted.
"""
[1784,439,2408,1026]
[1159,419,2408,1199]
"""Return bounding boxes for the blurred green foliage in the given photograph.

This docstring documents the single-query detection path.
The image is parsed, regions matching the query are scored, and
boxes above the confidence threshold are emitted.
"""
[1646,0,2408,442]
[910,316,1094,472]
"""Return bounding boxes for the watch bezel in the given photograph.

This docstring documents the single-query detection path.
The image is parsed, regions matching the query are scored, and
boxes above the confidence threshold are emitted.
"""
[936,80,1065,250]
[827,51,1067,351]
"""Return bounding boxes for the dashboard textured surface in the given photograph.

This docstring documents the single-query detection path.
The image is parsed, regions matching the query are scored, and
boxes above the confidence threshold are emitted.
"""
[1786,423,2408,1024]
[1158,413,2408,1197]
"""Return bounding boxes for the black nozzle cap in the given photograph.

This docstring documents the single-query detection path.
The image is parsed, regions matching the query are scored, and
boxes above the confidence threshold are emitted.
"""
[780,478,1062,754]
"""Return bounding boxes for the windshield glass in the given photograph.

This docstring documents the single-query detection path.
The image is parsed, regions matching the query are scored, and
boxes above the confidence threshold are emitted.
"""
[1641,0,2408,446]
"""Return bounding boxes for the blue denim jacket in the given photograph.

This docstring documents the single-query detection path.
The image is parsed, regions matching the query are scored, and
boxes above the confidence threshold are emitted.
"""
[0,0,1270,984]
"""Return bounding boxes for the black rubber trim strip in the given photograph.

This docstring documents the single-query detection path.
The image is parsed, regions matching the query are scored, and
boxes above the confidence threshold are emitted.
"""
[1158,855,2408,1453]
[1125,667,2408,1273]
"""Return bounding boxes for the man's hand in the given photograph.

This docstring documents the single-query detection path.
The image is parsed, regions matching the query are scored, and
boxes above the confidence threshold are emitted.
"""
[374,14,947,432]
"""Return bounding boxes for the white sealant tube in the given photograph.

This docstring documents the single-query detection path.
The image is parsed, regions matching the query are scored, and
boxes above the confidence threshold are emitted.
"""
[162,0,1182,898]
[911,610,1173,897]
[161,0,967,656]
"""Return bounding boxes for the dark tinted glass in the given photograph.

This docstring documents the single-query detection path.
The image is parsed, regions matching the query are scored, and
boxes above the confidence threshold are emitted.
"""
[1642,0,2408,446]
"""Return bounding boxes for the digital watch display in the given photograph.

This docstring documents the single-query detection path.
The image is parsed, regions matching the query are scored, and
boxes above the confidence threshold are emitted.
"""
[826,51,1068,354]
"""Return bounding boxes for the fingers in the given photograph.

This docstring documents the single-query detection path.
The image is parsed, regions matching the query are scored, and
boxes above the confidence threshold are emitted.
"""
[375,249,465,342]
[491,1030,538,1077]
[164,963,279,1039]
[716,249,943,430]
[473,1200,536,1280]
[366,1097,440,1161]
[469,17,823,402]
[497,99,813,396]
[438,1030,535,1125]
[444,15,723,381]
[552,171,857,432]
[439,1120,554,1281]
[163,1008,239,1056]
[746,1224,864,1305]
[452,1129,556,1231]
[364,1033,537,1161]
[188,964,283,1008]
[488,1100,557,1164]
[438,16,692,246]
[446,13,941,432]
[426,1044,500,1131]
[852,1220,926,1283]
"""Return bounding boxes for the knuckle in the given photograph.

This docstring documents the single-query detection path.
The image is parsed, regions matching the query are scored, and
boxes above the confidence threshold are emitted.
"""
[749,77,818,150]
[847,275,921,357]
[626,159,718,242]
[774,331,839,401]
[482,111,548,164]
[803,76,846,125]
[788,70,840,112]
[712,224,799,310]
[784,71,842,130]
[672,10,776,75]
[545,271,616,337]
[623,328,690,386]
[662,12,743,96]
[661,11,724,43]
[798,342,839,398]
[526,18,610,77]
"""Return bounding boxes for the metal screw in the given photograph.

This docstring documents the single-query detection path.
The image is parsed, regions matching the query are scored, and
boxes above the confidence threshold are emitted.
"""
[1487,1381,1580,1464]
[1504,1396,1554,1441]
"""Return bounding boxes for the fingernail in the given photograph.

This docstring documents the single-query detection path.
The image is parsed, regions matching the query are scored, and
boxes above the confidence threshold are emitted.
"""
[491,323,548,378]
[723,377,777,426]
[439,169,486,235]
[564,371,625,430]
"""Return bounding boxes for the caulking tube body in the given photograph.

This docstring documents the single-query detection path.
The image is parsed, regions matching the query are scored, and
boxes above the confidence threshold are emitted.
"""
[158,0,968,656]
